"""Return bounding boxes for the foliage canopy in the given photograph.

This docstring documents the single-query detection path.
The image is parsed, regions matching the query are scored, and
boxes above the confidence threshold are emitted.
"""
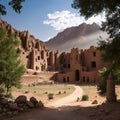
[72,0,120,102]
[0,27,25,94]
[0,0,25,15]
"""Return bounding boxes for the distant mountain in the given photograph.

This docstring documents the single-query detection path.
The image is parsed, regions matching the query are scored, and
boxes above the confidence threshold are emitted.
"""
[45,23,108,51]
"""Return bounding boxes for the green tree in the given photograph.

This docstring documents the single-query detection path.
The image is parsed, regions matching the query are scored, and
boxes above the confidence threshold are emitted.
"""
[0,27,25,95]
[98,67,120,94]
[72,0,120,102]
[0,0,25,15]
[98,67,108,95]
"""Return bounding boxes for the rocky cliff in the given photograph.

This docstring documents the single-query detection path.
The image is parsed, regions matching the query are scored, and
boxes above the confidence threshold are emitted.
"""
[0,19,48,71]
[0,19,46,51]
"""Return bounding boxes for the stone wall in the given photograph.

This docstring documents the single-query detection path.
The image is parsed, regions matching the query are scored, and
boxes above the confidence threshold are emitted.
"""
[56,46,107,84]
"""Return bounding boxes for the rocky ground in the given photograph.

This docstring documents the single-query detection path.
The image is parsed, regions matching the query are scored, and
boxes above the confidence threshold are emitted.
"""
[2,102,120,120]
[1,85,120,120]
[0,95,44,119]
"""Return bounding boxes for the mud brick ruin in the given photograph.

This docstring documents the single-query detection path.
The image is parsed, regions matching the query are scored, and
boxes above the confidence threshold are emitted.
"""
[0,19,107,84]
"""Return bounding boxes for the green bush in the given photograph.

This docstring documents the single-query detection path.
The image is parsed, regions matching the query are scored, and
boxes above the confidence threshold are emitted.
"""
[48,93,54,100]
[97,79,107,95]
[97,67,108,95]
[81,95,89,101]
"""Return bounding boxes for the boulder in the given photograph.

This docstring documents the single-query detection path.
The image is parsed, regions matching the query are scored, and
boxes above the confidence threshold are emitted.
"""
[17,103,24,107]
[0,97,8,105]
[30,97,38,106]
[35,101,44,108]
[26,101,34,108]
[15,95,27,104]
[8,103,18,111]
[92,100,98,104]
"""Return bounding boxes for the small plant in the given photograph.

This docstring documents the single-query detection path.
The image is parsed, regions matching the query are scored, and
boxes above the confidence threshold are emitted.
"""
[81,95,89,101]
[48,93,54,100]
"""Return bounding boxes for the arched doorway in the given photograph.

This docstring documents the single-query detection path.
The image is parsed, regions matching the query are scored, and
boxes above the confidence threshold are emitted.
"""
[75,70,80,81]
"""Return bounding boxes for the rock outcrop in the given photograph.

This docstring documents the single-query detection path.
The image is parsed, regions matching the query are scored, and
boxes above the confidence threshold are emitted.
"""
[0,95,44,118]
[0,19,49,72]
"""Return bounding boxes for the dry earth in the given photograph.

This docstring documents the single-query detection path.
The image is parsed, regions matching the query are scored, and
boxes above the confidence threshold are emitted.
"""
[2,85,120,120]
[46,85,83,107]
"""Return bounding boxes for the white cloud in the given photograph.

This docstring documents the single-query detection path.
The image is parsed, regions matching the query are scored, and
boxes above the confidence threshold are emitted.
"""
[43,10,106,31]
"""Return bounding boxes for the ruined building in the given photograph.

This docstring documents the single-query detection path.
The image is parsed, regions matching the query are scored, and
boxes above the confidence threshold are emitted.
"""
[0,19,107,83]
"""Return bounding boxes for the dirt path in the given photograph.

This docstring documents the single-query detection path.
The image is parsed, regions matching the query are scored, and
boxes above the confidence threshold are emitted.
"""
[46,85,83,107]
[3,86,120,120]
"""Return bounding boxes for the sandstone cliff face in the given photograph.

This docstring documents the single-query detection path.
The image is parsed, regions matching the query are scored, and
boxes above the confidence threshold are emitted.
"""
[0,19,46,51]
[45,23,108,51]
[0,19,48,71]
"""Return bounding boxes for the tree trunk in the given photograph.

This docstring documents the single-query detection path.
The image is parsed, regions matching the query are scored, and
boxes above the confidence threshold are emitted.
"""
[106,73,116,102]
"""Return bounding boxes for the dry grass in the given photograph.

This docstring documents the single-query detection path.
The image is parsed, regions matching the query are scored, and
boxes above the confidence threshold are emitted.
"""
[80,85,105,103]
[12,84,75,104]
[80,85,120,105]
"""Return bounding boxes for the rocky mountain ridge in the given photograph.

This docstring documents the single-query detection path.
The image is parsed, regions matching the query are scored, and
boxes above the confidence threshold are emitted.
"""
[45,23,108,51]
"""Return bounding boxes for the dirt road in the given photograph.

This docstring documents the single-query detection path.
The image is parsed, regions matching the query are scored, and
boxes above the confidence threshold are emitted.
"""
[3,85,120,120]
[47,85,83,107]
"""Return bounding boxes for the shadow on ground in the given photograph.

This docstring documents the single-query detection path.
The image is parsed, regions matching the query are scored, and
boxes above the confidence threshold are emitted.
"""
[1,101,120,120]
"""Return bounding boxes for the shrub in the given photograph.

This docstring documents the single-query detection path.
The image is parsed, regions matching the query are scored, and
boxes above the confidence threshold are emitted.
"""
[47,93,54,100]
[81,95,89,101]
[97,67,108,95]
[97,79,106,95]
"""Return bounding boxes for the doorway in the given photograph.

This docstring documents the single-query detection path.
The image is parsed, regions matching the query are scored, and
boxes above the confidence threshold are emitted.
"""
[75,70,80,81]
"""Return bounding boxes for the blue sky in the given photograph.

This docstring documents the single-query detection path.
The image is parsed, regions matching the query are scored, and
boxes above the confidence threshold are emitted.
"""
[1,0,105,41]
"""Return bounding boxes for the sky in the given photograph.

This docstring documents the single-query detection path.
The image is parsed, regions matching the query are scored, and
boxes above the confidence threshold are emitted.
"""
[1,0,105,42]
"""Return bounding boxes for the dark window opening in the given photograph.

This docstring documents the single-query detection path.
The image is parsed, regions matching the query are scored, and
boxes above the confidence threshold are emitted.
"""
[91,61,96,68]
[75,70,80,81]
[68,64,70,69]
[93,52,96,57]
[47,58,50,66]
[36,66,39,70]
[41,51,44,59]
[38,56,40,60]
